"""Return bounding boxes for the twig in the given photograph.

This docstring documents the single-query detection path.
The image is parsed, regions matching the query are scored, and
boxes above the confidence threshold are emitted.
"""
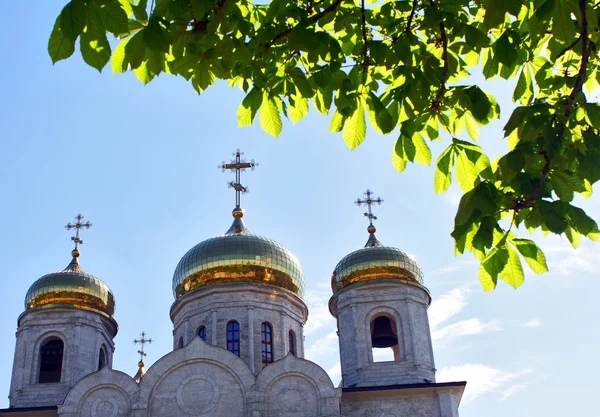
[429,0,448,110]
[406,0,418,33]
[264,0,344,49]
[556,36,581,59]
[361,0,369,83]
[565,0,590,117]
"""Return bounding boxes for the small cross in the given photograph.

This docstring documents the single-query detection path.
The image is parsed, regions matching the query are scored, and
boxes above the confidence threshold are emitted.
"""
[133,331,153,363]
[64,214,92,251]
[219,149,257,209]
[355,189,384,226]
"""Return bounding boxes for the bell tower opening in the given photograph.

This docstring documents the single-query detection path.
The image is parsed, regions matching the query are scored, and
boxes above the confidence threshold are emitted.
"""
[370,316,400,362]
[38,339,64,383]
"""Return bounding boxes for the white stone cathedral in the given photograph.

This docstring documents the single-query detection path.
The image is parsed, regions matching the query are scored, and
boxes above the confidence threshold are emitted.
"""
[2,153,465,417]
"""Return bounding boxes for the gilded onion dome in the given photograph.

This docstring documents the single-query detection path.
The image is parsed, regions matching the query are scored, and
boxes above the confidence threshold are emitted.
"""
[332,189,424,293]
[172,210,305,299]
[25,249,116,317]
[331,225,424,293]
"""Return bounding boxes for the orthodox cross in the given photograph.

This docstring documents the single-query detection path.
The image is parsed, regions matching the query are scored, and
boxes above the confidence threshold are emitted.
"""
[133,331,153,364]
[64,214,92,251]
[219,149,257,209]
[355,189,384,226]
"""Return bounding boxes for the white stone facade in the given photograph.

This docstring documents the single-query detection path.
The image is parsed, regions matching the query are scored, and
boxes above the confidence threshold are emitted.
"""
[9,308,117,409]
[6,276,465,417]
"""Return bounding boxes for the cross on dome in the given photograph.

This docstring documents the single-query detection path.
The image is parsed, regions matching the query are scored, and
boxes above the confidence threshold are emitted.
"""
[219,149,258,217]
[133,331,153,366]
[355,189,383,230]
[64,214,92,255]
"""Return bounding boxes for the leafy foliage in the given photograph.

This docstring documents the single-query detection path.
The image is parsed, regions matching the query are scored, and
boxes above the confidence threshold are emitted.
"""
[49,0,600,290]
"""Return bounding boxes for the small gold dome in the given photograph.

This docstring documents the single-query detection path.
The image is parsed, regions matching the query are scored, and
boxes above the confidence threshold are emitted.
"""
[25,256,115,317]
[331,231,424,293]
[173,216,305,299]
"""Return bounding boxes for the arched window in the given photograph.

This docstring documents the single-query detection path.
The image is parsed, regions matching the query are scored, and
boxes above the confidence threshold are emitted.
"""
[288,330,296,356]
[178,337,184,349]
[98,346,106,370]
[38,339,63,383]
[198,326,207,342]
[261,323,273,367]
[226,321,240,356]
[370,315,400,362]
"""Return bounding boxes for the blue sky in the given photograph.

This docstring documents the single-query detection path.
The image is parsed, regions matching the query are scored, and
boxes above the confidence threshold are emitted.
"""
[1,2,599,415]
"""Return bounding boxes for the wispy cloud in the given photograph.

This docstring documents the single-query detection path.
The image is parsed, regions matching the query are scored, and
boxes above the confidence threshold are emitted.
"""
[304,285,336,336]
[437,364,533,404]
[428,288,469,328]
[305,331,338,362]
[432,259,478,276]
[326,362,341,386]
[432,318,503,342]
[523,319,541,328]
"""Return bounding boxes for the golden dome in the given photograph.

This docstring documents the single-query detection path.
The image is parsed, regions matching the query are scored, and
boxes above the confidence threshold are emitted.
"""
[172,215,305,299]
[25,253,115,317]
[331,227,424,293]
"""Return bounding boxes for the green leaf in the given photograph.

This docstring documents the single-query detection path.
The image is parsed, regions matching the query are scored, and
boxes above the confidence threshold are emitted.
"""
[260,95,283,138]
[60,0,87,41]
[465,113,480,141]
[48,16,76,64]
[455,150,479,192]
[392,151,407,173]
[552,171,586,202]
[499,245,525,289]
[343,100,366,150]
[289,96,309,124]
[133,58,153,84]
[511,238,548,273]
[119,0,134,16]
[434,145,455,194]
[112,37,130,73]
[553,0,577,43]
[124,31,146,69]
[412,133,432,166]
[330,112,344,133]
[565,226,581,248]
[80,5,111,72]
[479,246,509,291]
[191,0,209,19]
[99,1,130,35]
[513,64,534,106]
[143,19,170,53]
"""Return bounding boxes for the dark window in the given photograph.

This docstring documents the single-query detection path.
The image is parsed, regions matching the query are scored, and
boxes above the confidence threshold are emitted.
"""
[39,339,63,383]
[226,321,240,356]
[288,330,296,356]
[178,337,184,349]
[261,323,273,366]
[198,326,207,342]
[98,347,106,370]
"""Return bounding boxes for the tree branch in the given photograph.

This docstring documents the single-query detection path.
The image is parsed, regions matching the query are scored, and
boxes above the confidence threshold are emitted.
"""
[429,0,448,110]
[361,0,369,82]
[565,0,590,117]
[405,0,418,33]
[265,0,345,49]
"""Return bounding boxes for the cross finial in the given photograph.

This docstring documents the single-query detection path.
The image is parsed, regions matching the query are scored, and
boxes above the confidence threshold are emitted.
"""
[219,149,258,217]
[355,189,384,230]
[65,214,92,254]
[133,331,153,366]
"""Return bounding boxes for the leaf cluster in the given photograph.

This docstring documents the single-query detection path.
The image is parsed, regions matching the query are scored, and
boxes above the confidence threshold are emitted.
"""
[48,0,600,290]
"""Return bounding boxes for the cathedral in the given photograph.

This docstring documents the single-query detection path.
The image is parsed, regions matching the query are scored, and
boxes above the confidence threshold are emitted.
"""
[1,151,466,417]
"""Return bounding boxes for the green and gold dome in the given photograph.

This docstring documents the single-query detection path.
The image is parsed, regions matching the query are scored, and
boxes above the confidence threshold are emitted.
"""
[331,190,424,293]
[25,249,116,317]
[172,209,305,299]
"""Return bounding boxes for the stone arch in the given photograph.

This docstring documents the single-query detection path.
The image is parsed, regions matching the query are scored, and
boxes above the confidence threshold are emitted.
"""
[364,305,407,363]
[31,330,68,384]
[256,353,340,417]
[59,366,138,417]
[139,336,255,417]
